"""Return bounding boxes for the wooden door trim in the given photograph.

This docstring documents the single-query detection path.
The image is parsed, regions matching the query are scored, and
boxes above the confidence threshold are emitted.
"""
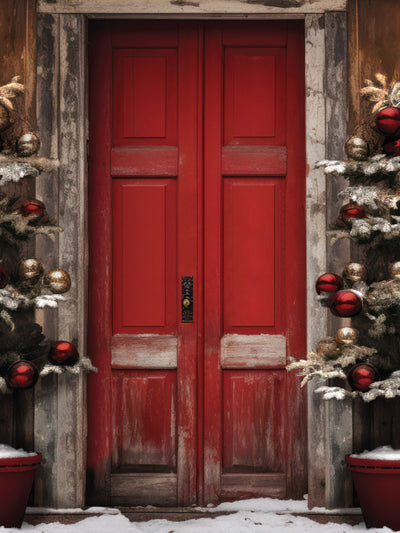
[87,20,113,506]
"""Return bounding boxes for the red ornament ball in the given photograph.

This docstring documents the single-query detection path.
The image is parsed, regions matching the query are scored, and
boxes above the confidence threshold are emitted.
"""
[6,360,39,389]
[315,273,344,295]
[0,265,7,289]
[330,289,363,317]
[340,202,365,221]
[376,107,400,135]
[48,341,79,366]
[348,363,378,392]
[20,198,46,218]
[383,137,400,156]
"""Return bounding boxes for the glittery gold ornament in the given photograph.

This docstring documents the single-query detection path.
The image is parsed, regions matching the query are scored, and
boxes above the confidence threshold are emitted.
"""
[316,337,340,360]
[18,258,43,283]
[43,269,71,294]
[16,132,40,157]
[389,262,400,280]
[345,136,369,161]
[335,327,359,346]
[0,104,12,132]
[342,262,367,284]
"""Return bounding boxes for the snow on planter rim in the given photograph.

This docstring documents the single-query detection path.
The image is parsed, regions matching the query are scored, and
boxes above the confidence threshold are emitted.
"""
[0,443,38,459]
[350,445,400,460]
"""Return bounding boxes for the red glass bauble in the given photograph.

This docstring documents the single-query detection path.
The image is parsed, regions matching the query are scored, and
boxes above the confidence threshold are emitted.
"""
[0,265,7,289]
[376,107,400,135]
[6,360,39,389]
[340,202,365,220]
[315,273,344,294]
[48,341,79,366]
[348,363,378,392]
[382,137,400,156]
[20,198,46,217]
[330,289,363,317]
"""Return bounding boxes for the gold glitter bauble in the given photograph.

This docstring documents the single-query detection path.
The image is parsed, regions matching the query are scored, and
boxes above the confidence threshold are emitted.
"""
[44,269,71,294]
[335,327,359,345]
[342,262,367,283]
[345,136,369,161]
[18,258,43,283]
[316,337,340,360]
[16,132,40,157]
[0,104,12,132]
[389,262,400,280]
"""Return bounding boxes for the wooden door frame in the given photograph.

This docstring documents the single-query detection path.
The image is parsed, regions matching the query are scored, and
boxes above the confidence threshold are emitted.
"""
[35,4,349,509]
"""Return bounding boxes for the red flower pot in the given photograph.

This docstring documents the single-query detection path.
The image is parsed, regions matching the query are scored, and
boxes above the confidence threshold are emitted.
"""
[0,453,41,528]
[346,454,400,530]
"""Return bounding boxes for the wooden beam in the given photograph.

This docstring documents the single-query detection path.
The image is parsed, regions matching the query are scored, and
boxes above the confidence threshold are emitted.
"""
[324,11,353,510]
[35,12,88,508]
[35,12,60,507]
[304,13,328,510]
[37,0,347,15]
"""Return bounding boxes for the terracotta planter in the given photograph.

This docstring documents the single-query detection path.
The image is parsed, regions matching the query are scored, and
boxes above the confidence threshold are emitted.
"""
[0,453,41,528]
[346,454,400,530]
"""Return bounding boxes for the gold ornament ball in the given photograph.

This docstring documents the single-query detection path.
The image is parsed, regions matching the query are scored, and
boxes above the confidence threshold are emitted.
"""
[0,104,12,132]
[345,136,369,161]
[316,337,340,360]
[389,262,400,280]
[16,132,40,157]
[44,269,71,294]
[342,262,367,283]
[18,258,44,283]
[335,327,359,345]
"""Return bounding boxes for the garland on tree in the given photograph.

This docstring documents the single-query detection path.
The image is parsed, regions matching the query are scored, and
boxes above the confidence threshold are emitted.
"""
[0,76,95,393]
[288,73,400,402]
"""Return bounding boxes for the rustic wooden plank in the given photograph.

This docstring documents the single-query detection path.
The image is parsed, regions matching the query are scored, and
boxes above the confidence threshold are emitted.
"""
[221,334,286,368]
[111,335,178,369]
[111,147,178,177]
[347,0,400,462]
[221,146,286,177]
[55,14,87,508]
[34,12,60,508]
[324,11,353,510]
[38,0,347,14]
[111,473,177,506]
[0,0,37,454]
[304,13,328,510]
[220,473,286,499]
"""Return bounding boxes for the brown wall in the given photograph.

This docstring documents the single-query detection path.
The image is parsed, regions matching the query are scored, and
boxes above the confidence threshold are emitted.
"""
[0,0,37,452]
[348,0,400,457]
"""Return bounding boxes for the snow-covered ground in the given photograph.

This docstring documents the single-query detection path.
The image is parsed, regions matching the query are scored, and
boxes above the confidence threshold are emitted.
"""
[0,497,394,533]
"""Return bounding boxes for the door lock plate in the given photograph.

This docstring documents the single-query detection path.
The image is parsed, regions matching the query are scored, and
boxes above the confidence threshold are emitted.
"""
[181,276,193,322]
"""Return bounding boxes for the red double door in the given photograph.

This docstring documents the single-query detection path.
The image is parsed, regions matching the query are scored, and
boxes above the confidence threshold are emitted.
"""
[88,20,306,506]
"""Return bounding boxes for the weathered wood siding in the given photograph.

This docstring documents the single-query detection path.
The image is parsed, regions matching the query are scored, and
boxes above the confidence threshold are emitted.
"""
[305,11,351,509]
[0,0,37,460]
[35,13,88,508]
[348,0,400,462]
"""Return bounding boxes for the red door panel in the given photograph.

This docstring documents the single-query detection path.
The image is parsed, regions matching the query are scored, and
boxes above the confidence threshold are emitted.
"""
[88,21,199,507]
[224,178,284,330]
[112,371,177,470]
[223,371,285,472]
[113,179,177,333]
[88,19,306,507]
[203,21,306,502]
